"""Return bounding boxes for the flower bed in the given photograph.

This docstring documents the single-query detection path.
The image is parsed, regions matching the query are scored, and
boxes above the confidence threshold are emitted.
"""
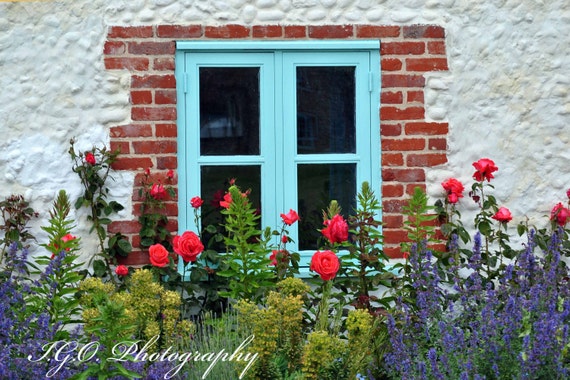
[1,149,569,379]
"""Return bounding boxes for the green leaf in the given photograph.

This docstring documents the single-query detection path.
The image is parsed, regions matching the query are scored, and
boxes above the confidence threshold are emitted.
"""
[478,221,492,236]
[93,260,108,278]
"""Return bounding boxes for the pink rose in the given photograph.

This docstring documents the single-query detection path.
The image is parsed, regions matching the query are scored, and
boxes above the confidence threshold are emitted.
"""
[441,178,464,204]
[85,152,96,165]
[150,183,167,200]
[166,169,174,179]
[310,250,340,281]
[173,231,204,263]
[472,158,498,182]
[190,196,204,208]
[321,214,349,244]
[280,209,300,226]
[551,203,570,227]
[115,265,129,276]
[149,244,170,267]
[492,207,512,223]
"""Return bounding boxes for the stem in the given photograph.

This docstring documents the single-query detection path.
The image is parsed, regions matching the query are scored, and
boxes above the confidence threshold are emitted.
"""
[316,280,332,331]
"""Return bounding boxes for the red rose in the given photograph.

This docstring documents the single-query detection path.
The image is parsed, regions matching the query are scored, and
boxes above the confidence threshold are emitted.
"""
[441,178,464,204]
[190,196,204,208]
[219,193,232,209]
[472,158,498,182]
[173,231,204,263]
[115,265,129,276]
[280,209,300,226]
[85,152,96,165]
[492,207,512,223]
[149,243,170,267]
[281,235,288,244]
[269,249,287,266]
[150,183,167,200]
[310,250,340,281]
[145,168,151,176]
[166,169,174,179]
[321,214,349,244]
[551,203,570,227]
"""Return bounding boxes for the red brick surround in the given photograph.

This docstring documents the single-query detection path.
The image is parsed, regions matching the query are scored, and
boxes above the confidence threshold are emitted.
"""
[104,24,449,264]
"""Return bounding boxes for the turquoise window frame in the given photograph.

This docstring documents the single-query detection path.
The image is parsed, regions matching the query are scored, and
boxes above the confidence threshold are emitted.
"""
[175,40,381,276]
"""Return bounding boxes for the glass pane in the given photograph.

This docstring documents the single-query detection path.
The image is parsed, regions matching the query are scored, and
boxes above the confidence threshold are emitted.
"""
[297,66,355,154]
[200,67,260,156]
[199,165,261,251]
[297,163,356,250]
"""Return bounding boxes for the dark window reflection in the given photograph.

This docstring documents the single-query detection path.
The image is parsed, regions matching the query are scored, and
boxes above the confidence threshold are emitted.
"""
[200,67,260,156]
[297,66,356,154]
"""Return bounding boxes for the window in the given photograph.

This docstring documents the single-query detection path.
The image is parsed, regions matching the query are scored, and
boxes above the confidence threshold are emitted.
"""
[175,41,380,274]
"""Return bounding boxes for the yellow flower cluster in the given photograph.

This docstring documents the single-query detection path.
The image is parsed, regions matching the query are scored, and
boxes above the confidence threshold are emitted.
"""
[78,269,193,351]
[301,330,346,380]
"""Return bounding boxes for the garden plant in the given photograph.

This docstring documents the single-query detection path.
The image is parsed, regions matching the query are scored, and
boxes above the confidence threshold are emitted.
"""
[1,144,569,379]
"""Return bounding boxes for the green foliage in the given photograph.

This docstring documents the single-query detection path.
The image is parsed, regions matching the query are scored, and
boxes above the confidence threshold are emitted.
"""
[69,295,142,380]
[301,330,348,380]
[217,185,275,303]
[69,139,131,284]
[0,193,38,262]
[28,190,84,339]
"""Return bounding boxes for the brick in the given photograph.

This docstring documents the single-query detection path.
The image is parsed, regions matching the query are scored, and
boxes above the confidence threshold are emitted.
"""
[155,90,177,105]
[382,138,425,151]
[103,41,126,55]
[406,58,448,72]
[406,153,447,167]
[156,25,203,38]
[252,25,283,38]
[116,250,149,266]
[384,229,410,245]
[109,141,129,154]
[356,25,400,38]
[132,107,177,121]
[132,140,177,154]
[384,246,404,259]
[155,123,177,137]
[407,90,424,103]
[428,138,447,151]
[403,25,445,39]
[382,199,410,213]
[382,153,404,167]
[132,74,176,89]
[112,157,154,171]
[108,26,153,39]
[284,25,307,38]
[381,42,425,55]
[382,183,404,197]
[382,74,425,88]
[382,168,426,182]
[381,58,402,71]
[104,57,149,71]
[130,90,153,105]
[405,122,448,135]
[381,123,402,137]
[205,25,250,38]
[154,57,175,71]
[382,214,403,229]
[406,184,427,195]
[381,106,425,121]
[428,41,446,55]
[309,25,353,38]
[111,124,153,138]
[108,220,141,234]
[381,91,403,104]
[157,155,178,169]
[128,41,175,55]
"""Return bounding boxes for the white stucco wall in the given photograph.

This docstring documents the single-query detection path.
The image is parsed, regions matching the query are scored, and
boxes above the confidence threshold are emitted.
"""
[0,0,568,257]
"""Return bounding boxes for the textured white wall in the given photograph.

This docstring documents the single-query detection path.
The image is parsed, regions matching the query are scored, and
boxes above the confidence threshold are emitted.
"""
[0,0,568,257]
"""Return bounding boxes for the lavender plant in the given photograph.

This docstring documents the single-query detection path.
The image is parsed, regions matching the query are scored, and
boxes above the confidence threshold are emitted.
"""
[385,230,570,379]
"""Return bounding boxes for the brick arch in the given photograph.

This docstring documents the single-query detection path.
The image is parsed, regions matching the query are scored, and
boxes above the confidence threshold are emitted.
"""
[104,23,449,264]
